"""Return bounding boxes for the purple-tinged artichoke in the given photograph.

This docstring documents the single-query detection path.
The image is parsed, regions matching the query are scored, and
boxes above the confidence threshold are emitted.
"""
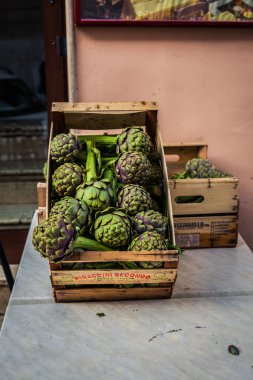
[52,163,84,197]
[32,214,76,262]
[115,152,151,185]
[50,133,82,164]
[116,127,152,154]
[32,214,111,262]
[50,196,91,235]
[132,210,168,237]
[117,184,152,216]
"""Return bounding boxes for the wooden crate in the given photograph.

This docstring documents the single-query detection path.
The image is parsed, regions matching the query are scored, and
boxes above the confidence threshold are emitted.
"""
[43,101,178,302]
[164,143,239,249]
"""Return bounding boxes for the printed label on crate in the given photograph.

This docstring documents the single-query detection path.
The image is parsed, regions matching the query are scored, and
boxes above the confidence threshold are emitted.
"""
[176,233,200,247]
[51,269,177,285]
[174,221,207,230]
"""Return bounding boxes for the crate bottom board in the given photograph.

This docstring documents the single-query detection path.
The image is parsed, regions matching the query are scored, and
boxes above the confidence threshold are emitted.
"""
[174,215,238,249]
[53,285,174,302]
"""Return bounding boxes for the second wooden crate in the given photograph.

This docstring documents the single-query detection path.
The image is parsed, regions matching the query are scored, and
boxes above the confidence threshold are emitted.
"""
[164,143,239,248]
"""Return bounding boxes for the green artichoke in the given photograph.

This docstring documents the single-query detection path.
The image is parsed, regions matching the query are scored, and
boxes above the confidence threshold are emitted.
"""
[50,196,91,235]
[93,207,132,249]
[115,152,152,185]
[116,127,152,154]
[76,180,114,212]
[32,214,76,262]
[117,184,152,216]
[132,210,168,237]
[128,231,167,268]
[52,163,84,197]
[50,133,82,164]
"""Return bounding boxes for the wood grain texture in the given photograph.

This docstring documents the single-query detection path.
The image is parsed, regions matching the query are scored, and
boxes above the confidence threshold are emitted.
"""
[54,286,172,302]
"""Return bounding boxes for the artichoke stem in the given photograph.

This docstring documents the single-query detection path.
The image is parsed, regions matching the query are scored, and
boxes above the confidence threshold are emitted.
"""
[86,140,99,182]
[74,236,111,251]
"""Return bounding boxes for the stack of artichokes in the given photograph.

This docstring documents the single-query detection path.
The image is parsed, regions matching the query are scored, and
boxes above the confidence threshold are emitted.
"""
[171,158,232,179]
[33,127,173,269]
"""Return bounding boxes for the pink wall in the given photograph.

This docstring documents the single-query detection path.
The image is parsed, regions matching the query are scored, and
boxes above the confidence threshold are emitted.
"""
[76,26,253,251]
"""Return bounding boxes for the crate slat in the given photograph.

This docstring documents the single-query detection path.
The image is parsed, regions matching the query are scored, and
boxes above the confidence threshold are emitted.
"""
[174,215,238,248]
[54,286,173,302]
[51,268,177,286]
[170,178,239,216]
[53,250,178,263]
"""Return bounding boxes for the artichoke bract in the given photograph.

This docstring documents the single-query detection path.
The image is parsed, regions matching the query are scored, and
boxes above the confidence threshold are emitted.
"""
[50,196,91,235]
[117,184,152,216]
[94,207,132,249]
[52,163,84,197]
[128,231,167,268]
[76,180,114,212]
[32,214,76,262]
[50,133,82,164]
[116,127,152,154]
[115,152,152,185]
[132,210,168,237]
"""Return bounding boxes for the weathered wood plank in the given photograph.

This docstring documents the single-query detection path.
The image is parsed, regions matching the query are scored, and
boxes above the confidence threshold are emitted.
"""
[51,269,177,286]
[52,102,158,112]
[53,250,178,263]
[54,286,173,302]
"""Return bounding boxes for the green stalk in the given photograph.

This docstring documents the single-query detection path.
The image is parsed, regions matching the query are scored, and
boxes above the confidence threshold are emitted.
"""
[78,135,117,145]
[86,140,99,181]
[74,236,111,251]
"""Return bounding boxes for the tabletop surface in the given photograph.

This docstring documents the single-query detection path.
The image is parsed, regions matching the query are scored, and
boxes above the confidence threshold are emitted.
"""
[1,211,253,380]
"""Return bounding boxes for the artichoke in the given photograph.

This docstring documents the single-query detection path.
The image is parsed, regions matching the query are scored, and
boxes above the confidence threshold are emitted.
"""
[50,133,82,164]
[117,184,152,216]
[185,158,232,178]
[52,163,84,197]
[185,158,215,178]
[128,231,168,268]
[32,214,112,262]
[150,163,163,183]
[93,208,132,249]
[116,127,152,154]
[132,210,168,237]
[50,196,91,235]
[115,152,152,185]
[75,140,114,212]
[76,180,114,212]
[32,214,76,262]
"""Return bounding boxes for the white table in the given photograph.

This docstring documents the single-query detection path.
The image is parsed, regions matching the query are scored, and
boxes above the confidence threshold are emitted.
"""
[1,212,253,380]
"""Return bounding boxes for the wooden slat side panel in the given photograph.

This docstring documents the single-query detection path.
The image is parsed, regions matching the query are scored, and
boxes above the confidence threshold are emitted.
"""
[54,286,172,302]
[52,102,158,112]
[164,144,208,177]
[64,112,146,131]
[170,179,239,215]
[51,269,177,286]
[53,250,178,263]
[174,215,238,248]
[38,207,47,224]
[37,182,47,208]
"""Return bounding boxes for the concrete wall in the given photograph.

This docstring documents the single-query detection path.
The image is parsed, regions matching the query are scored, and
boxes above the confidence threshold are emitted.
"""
[75,26,253,251]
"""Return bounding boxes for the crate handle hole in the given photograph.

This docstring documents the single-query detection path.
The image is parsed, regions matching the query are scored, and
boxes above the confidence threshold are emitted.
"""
[166,154,180,162]
[175,195,204,204]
